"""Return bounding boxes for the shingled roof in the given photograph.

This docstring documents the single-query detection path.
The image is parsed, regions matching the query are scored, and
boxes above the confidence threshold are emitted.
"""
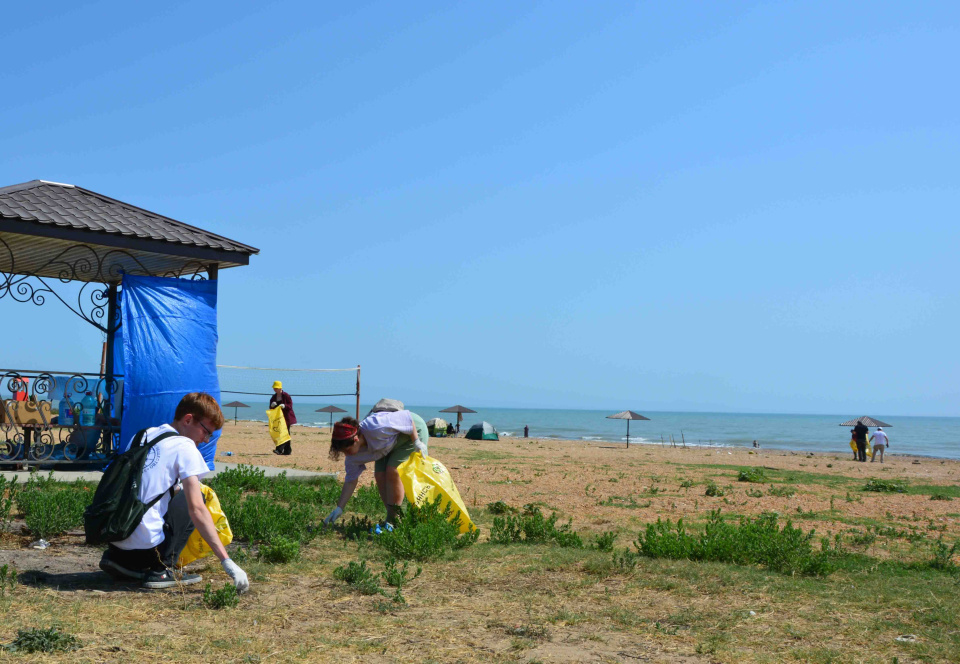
[0,180,258,281]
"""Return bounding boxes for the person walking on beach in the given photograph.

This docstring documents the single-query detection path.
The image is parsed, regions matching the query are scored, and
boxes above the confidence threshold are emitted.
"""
[853,421,869,462]
[270,381,296,455]
[524,425,529,438]
[323,409,428,528]
[870,427,889,463]
[849,429,859,461]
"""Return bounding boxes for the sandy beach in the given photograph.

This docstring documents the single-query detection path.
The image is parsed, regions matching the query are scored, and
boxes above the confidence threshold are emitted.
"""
[218,420,960,542]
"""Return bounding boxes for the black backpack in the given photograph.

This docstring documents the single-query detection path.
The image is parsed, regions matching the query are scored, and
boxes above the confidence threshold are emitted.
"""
[83,428,180,545]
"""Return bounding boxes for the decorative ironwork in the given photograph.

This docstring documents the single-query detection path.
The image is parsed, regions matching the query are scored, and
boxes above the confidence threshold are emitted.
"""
[161,260,209,280]
[0,369,123,465]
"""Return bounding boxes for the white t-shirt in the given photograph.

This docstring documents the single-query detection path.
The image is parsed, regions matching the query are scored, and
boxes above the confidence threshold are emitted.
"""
[112,424,210,550]
[872,430,888,446]
[344,410,424,482]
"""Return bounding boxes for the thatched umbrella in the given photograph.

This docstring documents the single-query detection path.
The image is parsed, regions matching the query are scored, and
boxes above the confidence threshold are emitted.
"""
[606,410,650,448]
[839,416,892,428]
[223,401,249,425]
[317,405,348,428]
[440,405,477,433]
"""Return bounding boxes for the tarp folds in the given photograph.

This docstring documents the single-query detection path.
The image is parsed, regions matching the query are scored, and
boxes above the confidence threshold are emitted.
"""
[465,421,499,441]
[118,275,221,469]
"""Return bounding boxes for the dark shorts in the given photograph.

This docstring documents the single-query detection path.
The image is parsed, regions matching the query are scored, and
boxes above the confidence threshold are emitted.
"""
[374,436,417,473]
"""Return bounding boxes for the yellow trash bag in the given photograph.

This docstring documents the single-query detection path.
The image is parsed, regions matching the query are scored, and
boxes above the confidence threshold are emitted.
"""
[397,451,475,533]
[849,437,872,456]
[267,406,290,448]
[178,484,233,566]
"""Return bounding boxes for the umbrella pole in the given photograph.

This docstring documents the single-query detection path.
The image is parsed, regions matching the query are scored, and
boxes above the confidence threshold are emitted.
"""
[234,406,238,425]
[626,420,630,448]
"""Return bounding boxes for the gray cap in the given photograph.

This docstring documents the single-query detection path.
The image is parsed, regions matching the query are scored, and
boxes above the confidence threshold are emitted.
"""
[367,398,404,416]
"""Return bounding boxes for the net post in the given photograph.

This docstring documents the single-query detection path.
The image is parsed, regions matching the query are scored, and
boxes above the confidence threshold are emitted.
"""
[355,365,361,421]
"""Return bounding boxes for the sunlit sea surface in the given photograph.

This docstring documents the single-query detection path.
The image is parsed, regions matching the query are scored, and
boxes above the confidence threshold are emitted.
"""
[227,402,960,460]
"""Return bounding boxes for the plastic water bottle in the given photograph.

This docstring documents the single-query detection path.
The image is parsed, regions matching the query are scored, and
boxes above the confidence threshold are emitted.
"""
[59,393,73,426]
[80,392,96,427]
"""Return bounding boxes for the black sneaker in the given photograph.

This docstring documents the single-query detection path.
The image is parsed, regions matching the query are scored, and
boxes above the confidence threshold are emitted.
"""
[142,569,203,589]
[99,552,146,581]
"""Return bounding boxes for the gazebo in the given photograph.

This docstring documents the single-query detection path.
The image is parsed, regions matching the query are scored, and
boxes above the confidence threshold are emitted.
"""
[0,180,258,464]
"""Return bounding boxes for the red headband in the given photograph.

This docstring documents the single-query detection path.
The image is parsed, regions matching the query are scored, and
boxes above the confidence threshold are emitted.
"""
[332,422,358,442]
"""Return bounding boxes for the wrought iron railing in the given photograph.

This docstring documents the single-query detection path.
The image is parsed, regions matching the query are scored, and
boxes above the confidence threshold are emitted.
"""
[0,369,122,465]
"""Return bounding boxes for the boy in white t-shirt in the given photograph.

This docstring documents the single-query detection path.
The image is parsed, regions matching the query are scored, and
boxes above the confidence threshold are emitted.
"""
[99,393,249,592]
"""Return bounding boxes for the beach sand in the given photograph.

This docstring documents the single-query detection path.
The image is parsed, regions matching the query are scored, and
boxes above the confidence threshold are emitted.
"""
[217,421,960,541]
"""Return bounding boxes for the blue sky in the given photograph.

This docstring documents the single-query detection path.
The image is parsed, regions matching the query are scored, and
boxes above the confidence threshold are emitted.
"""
[1,1,958,415]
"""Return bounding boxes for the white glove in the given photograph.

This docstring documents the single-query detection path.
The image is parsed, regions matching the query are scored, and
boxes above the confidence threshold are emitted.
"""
[221,558,249,594]
[278,404,284,409]
[324,506,344,525]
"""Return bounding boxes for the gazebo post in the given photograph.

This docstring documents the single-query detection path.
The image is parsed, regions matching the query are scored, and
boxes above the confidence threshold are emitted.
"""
[103,282,120,452]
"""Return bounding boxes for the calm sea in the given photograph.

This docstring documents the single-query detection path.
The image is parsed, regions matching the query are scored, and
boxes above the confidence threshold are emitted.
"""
[225,402,960,460]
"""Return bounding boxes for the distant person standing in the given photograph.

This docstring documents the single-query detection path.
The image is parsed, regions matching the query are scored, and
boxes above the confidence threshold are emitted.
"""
[870,427,889,463]
[446,422,455,436]
[270,381,296,455]
[523,425,529,438]
[853,421,869,462]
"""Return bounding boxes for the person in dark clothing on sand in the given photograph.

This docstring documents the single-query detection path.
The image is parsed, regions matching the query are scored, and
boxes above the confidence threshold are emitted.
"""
[853,422,869,462]
[270,381,297,455]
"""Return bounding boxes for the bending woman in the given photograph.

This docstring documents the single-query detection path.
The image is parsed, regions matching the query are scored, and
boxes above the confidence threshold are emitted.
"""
[323,409,428,527]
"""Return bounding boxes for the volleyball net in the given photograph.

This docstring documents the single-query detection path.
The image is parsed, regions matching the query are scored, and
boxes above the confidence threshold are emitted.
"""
[217,364,360,418]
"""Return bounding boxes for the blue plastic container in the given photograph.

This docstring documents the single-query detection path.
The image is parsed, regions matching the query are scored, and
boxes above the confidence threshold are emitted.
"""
[80,392,97,427]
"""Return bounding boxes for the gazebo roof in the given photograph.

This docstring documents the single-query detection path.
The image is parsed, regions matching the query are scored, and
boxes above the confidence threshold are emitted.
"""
[0,180,258,281]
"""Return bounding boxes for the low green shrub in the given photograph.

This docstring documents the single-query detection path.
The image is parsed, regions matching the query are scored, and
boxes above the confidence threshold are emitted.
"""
[745,489,764,498]
[381,558,421,589]
[490,505,583,548]
[0,476,20,531]
[768,485,796,498]
[209,464,269,492]
[704,482,725,497]
[228,495,317,544]
[333,560,383,595]
[930,493,953,501]
[0,564,17,597]
[737,468,766,483]
[259,536,301,564]
[679,479,694,488]
[336,515,375,541]
[863,478,907,493]
[3,627,81,653]
[374,497,479,561]
[928,538,959,572]
[203,582,240,609]
[17,482,93,539]
[633,509,833,576]
[486,501,516,515]
[593,531,617,552]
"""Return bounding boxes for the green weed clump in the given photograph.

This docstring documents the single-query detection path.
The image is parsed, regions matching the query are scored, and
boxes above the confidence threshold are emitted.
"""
[334,560,383,595]
[202,582,240,609]
[381,558,421,589]
[593,531,617,552]
[864,478,908,493]
[374,498,479,561]
[17,480,93,539]
[228,495,317,544]
[209,464,270,492]
[679,479,695,488]
[930,493,953,501]
[486,501,517,515]
[259,536,301,564]
[704,482,725,497]
[0,476,20,531]
[634,509,833,576]
[927,539,959,572]
[737,468,766,483]
[490,505,583,548]
[768,485,796,498]
[0,564,17,597]
[3,626,81,653]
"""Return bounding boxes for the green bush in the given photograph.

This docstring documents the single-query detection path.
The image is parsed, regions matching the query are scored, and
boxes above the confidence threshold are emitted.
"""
[229,495,317,544]
[863,478,908,493]
[737,468,766,483]
[374,498,479,561]
[679,479,694,488]
[704,482,725,497]
[768,485,796,498]
[490,505,583,548]
[0,564,17,597]
[633,509,833,576]
[3,627,81,653]
[259,536,301,564]
[203,582,240,609]
[17,483,93,539]
[208,464,269,492]
[486,500,516,515]
[333,560,383,595]
[928,538,959,572]
[381,558,421,589]
[930,493,953,501]
[593,531,617,552]
[0,476,20,532]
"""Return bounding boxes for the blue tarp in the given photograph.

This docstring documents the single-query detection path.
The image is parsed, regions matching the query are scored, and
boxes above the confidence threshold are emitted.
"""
[118,275,220,469]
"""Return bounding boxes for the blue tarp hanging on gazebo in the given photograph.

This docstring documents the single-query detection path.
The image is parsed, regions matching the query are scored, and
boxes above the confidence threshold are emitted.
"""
[118,275,220,469]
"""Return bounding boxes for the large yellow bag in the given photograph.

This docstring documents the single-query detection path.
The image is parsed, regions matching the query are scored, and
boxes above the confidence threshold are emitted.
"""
[178,484,233,566]
[397,452,475,533]
[267,406,291,447]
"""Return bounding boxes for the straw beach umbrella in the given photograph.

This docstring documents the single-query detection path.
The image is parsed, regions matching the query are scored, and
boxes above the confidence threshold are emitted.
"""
[440,405,477,433]
[317,405,348,428]
[606,410,650,448]
[839,416,893,428]
[223,401,249,425]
